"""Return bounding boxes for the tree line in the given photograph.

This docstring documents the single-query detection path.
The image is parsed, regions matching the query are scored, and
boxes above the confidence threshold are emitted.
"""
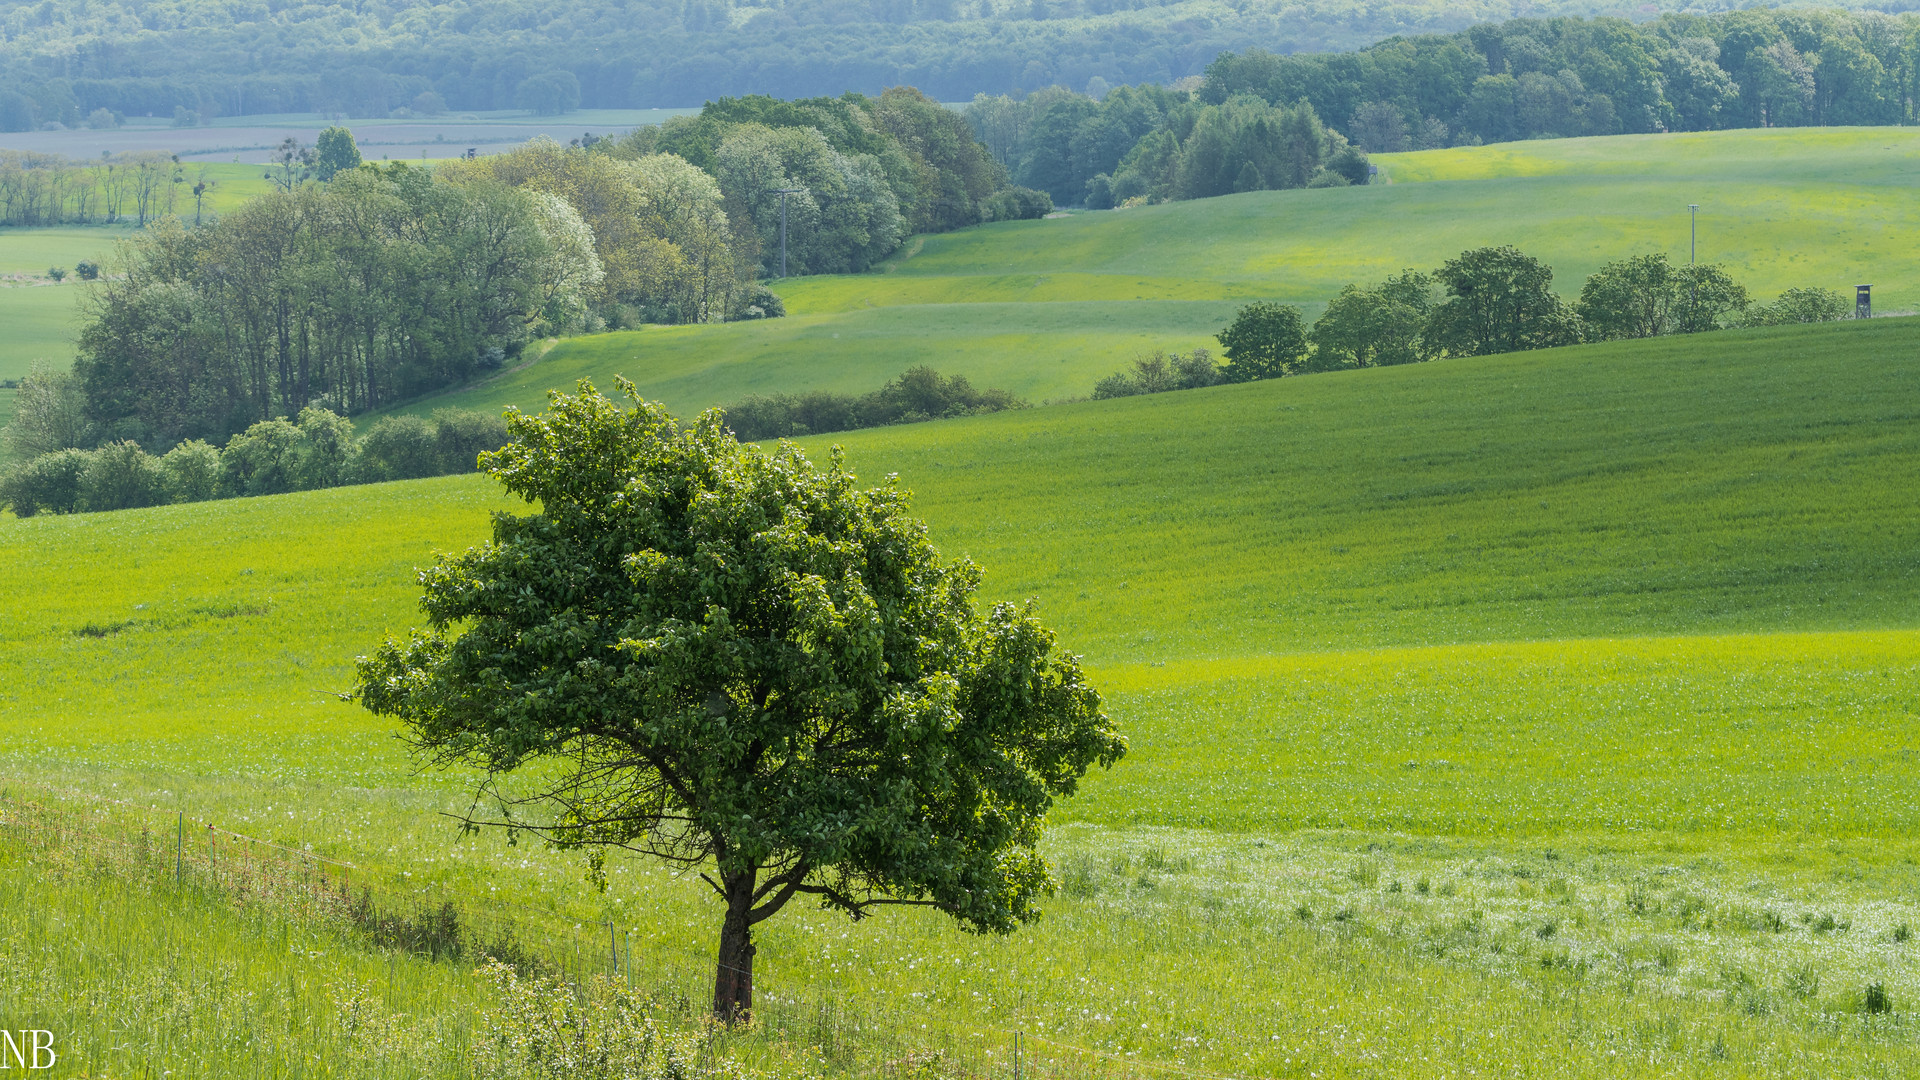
[0,365,507,516]
[55,98,1039,453]
[1092,247,1854,395]
[964,7,1920,206]
[966,85,1370,208]
[721,366,1024,440]
[0,149,201,227]
[1205,9,1920,152]
[73,160,598,447]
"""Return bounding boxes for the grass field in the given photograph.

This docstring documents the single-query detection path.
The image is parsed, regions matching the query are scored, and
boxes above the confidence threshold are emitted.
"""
[0,166,274,378]
[0,286,83,380]
[382,127,1920,421]
[9,316,1920,1075]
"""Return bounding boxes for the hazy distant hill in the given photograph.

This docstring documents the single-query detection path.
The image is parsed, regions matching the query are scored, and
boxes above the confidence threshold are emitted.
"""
[0,0,1873,119]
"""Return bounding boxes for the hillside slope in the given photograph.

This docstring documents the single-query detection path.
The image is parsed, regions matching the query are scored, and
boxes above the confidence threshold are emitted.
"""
[11,317,1920,1077]
[14,317,1919,740]
[394,127,1920,422]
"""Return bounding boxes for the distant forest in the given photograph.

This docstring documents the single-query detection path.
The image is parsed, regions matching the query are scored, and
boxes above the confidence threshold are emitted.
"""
[3,0,1917,123]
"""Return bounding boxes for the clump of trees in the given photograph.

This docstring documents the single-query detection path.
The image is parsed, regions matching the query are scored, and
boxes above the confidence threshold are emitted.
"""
[0,369,504,517]
[1093,248,1855,397]
[72,164,590,447]
[969,87,1369,208]
[1092,349,1221,397]
[617,88,1041,278]
[440,137,754,326]
[721,366,1024,441]
[0,149,188,227]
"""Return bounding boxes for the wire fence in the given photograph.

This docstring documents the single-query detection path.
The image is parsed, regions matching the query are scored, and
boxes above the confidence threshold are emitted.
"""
[0,778,1253,1080]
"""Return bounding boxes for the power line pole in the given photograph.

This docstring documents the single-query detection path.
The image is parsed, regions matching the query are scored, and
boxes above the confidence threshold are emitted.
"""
[770,188,805,277]
[1687,203,1699,328]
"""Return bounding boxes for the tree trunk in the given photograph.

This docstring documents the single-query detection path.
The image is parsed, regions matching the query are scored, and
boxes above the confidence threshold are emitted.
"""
[713,867,757,1023]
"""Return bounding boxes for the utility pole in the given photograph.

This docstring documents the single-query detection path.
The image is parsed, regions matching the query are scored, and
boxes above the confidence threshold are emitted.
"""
[770,188,804,277]
[1687,203,1699,329]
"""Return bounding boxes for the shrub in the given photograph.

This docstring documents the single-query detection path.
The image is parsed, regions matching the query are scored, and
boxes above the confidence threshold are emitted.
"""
[1218,302,1309,380]
[726,283,786,321]
[74,260,99,281]
[431,408,510,474]
[720,368,1023,441]
[980,186,1053,221]
[295,406,355,489]
[78,441,167,512]
[221,418,306,496]
[1092,349,1222,398]
[1743,287,1850,326]
[46,266,66,282]
[353,415,441,481]
[160,440,223,502]
[0,448,93,516]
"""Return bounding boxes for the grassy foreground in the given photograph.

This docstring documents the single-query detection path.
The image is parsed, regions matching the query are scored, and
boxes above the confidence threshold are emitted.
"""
[7,318,1920,1075]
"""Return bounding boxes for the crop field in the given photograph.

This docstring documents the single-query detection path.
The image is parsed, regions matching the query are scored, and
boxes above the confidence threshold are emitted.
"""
[386,126,1920,420]
[0,109,700,163]
[7,314,1920,1076]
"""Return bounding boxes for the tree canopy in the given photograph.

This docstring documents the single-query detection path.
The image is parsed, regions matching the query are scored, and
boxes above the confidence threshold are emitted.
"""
[354,381,1125,1021]
[1216,302,1309,381]
[1427,246,1582,357]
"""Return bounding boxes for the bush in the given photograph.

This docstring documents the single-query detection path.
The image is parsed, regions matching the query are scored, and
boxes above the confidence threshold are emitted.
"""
[160,440,223,502]
[74,260,99,281]
[1743,287,1850,326]
[980,186,1053,221]
[726,283,786,321]
[432,408,510,474]
[720,368,1024,441]
[352,409,505,482]
[46,266,66,282]
[78,441,167,512]
[221,418,307,496]
[0,448,93,516]
[1217,302,1309,380]
[296,406,355,488]
[1092,349,1221,398]
[353,415,442,481]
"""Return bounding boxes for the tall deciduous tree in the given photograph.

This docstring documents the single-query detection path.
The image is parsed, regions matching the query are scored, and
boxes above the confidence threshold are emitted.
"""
[355,381,1125,1022]
[1216,301,1308,380]
[1309,270,1438,369]
[314,126,363,181]
[1426,246,1583,357]
[1579,253,1748,339]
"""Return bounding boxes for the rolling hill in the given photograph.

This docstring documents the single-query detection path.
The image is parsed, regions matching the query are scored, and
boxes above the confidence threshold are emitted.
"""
[388,127,1920,422]
[8,313,1920,1075]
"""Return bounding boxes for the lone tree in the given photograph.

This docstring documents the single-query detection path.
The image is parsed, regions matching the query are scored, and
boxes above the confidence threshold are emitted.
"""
[313,125,363,181]
[356,381,1125,1022]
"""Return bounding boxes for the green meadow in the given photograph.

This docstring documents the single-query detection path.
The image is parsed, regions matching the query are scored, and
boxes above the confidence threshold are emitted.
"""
[0,164,276,381]
[381,126,1920,420]
[0,286,82,381]
[8,313,1920,1075]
